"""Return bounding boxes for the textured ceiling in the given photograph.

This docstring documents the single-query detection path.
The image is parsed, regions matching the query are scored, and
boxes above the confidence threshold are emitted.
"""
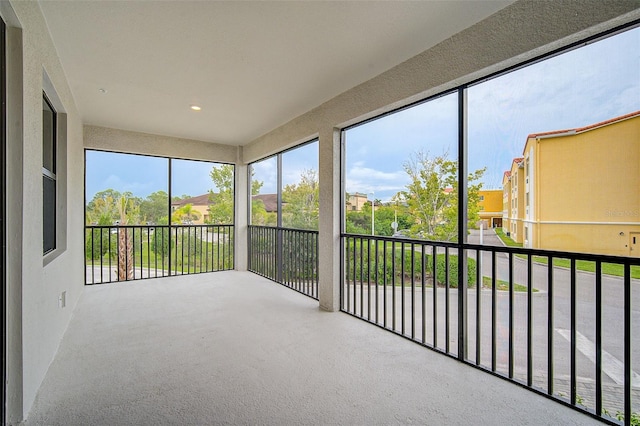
[39,1,513,145]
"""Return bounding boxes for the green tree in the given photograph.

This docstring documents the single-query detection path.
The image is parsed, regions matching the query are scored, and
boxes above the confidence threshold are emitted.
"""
[250,171,276,226]
[345,209,369,234]
[402,150,485,242]
[208,164,234,224]
[372,202,412,236]
[172,194,192,202]
[282,169,319,230]
[139,190,169,224]
[251,198,277,226]
[171,203,201,224]
[86,189,122,225]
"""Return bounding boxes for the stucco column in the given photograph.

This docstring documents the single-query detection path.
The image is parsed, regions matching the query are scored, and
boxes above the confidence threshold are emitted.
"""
[5,22,24,424]
[234,149,248,271]
[318,128,341,311]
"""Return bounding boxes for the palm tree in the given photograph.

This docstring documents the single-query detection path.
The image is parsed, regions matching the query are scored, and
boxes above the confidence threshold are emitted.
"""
[117,196,135,281]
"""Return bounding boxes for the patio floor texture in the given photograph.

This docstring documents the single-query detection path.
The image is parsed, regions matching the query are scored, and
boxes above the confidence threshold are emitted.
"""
[23,271,600,425]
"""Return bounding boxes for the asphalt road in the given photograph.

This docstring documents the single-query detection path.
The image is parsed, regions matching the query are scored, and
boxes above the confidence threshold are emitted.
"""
[344,229,640,413]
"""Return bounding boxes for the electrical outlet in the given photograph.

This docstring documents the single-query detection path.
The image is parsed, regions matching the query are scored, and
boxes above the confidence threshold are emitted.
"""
[58,291,66,308]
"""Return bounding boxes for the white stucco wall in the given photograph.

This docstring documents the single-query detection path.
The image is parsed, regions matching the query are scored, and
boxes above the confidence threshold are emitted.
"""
[4,1,85,422]
[84,125,238,164]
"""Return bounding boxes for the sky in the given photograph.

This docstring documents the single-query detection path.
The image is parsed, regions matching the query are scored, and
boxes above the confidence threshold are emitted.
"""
[85,142,318,202]
[249,141,319,195]
[346,26,640,201]
[86,26,639,204]
[85,152,226,202]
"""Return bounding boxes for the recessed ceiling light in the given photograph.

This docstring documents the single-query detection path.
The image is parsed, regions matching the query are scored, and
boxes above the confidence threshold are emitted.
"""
[190,105,201,111]
[98,88,107,94]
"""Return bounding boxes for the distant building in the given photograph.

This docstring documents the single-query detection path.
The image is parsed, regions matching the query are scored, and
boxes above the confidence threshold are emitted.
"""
[172,193,278,225]
[477,189,503,229]
[502,158,525,242]
[171,194,211,224]
[502,111,640,256]
[252,194,278,213]
[346,192,370,212]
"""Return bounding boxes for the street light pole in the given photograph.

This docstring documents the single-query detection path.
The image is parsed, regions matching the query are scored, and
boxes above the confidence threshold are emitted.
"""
[370,191,375,235]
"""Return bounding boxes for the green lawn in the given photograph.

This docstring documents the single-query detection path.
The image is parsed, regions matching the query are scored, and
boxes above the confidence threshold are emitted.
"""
[529,256,640,280]
[494,228,522,247]
[494,228,640,279]
[86,239,233,274]
[481,276,537,292]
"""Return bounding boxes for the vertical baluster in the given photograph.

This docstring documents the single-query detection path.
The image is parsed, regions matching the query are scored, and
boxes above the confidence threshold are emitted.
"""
[547,255,554,395]
[375,238,379,325]
[411,242,415,340]
[570,258,576,405]
[422,245,426,345]
[476,248,481,366]
[624,263,631,426]
[392,241,396,331]
[383,240,387,328]
[401,241,406,335]
[367,237,371,321]
[353,236,357,315]
[96,228,100,284]
[595,260,602,417]
[508,252,514,379]
[445,247,450,354]
[491,251,496,372]
[527,254,533,386]
[433,246,438,349]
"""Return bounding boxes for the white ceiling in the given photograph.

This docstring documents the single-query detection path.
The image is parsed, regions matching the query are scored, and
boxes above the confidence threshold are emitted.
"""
[39,1,513,146]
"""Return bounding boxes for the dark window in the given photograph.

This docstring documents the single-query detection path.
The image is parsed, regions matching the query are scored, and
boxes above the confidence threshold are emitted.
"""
[43,94,56,254]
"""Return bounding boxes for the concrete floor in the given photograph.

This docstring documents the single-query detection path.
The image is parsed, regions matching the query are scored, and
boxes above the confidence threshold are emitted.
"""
[23,271,602,425]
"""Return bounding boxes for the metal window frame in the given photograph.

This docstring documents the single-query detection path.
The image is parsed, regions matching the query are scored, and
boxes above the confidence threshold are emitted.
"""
[1,14,6,426]
[339,20,640,426]
[83,148,236,284]
[246,137,319,228]
[42,92,57,255]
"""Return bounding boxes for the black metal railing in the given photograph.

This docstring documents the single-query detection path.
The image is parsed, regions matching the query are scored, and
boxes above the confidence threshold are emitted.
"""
[85,224,234,284]
[341,232,640,425]
[248,225,318,300]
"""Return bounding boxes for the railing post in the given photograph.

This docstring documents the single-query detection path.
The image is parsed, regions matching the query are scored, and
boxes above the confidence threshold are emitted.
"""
[276,227,283,283]
[457,87,468,360]
[168,158,172,276]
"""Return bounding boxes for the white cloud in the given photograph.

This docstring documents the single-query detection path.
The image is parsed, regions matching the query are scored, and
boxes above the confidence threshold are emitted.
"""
[346,165,408,201]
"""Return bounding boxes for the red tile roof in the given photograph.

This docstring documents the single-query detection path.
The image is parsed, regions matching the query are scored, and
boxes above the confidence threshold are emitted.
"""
[252,194,278,212]
[527,110,640,139]
[171,193,278,213]
[171,193,210,207]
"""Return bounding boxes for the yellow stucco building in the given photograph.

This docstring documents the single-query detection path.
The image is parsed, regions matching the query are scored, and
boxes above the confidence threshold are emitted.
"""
[502,158,525,242]
[478,189,503,229]
[503,111,640,257]
[346,192,370,212]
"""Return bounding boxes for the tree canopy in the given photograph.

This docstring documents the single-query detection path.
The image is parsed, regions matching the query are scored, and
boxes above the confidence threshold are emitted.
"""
[402,150,485,242]
[282,169,319,230]
[208,164,234,224]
